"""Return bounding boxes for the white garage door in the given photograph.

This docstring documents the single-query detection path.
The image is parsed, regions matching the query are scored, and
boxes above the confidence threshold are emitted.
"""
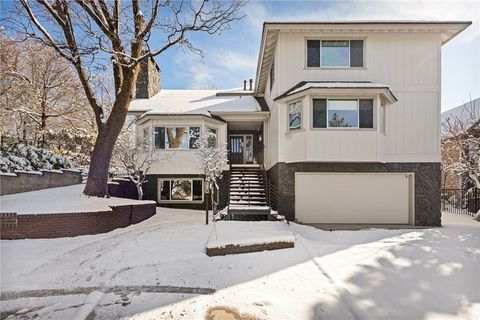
[295,173,413,224]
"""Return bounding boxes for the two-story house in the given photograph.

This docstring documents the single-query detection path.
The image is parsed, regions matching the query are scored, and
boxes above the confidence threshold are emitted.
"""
[128,20,471,226]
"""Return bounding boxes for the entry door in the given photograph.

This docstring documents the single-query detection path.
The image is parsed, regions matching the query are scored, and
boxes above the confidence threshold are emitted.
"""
[229,135,254,164]
[229,136,244,164]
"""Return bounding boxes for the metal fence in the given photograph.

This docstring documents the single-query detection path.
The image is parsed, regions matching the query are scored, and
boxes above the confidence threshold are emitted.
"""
[441,188,479,216]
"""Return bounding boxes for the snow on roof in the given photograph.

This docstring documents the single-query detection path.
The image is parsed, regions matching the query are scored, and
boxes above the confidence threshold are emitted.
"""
[275,81,398,102]
[441,98,480,136]
[128,89,263,117]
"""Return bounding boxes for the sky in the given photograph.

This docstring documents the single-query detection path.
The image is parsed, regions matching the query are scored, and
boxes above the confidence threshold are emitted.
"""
[1,0,478,112]
[153,0,480,112]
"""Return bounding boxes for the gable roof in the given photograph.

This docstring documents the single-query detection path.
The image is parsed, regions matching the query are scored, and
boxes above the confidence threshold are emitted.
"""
[128,89,266,118]
[254,20,472,96]
[274,81,397,103]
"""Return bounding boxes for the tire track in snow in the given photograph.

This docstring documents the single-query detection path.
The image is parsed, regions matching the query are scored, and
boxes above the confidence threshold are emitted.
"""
[0,285,215,301]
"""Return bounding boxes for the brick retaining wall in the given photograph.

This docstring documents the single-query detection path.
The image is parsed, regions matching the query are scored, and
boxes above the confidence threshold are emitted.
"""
[0,203,156,239]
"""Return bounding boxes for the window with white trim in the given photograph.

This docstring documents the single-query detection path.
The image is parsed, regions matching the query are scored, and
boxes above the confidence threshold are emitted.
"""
[159,179,203,201]
[312,99,374,129]
[154,126,200,149]
[288,101,302,130]
[307,40,364,68]
[207,128,217,148]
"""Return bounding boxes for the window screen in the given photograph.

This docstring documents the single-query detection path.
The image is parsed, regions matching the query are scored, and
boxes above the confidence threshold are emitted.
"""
[312,99,327,128]
[307,40,320,67]
[359,99,374,128]
[350,40,364,67]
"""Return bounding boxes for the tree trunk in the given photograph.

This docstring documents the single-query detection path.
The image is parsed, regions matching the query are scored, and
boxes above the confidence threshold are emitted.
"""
[136,183,143,200]
[83,111,127,197]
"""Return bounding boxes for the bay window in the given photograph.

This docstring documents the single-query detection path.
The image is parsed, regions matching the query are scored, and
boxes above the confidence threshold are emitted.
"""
[312,99,374,129]
[288,101,302,130]
[154,126,200,149]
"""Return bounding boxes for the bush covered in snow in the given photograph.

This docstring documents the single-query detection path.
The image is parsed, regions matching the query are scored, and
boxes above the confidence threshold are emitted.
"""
[0,144,75,173]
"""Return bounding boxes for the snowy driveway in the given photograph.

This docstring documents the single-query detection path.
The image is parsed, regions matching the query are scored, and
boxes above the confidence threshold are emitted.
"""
[1,209,479,320]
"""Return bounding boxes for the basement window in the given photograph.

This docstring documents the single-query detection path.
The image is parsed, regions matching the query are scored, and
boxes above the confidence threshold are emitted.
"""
[307,40,364,68]
[312,99,374,129]
[159,179,203,202]
[154,126,200,149]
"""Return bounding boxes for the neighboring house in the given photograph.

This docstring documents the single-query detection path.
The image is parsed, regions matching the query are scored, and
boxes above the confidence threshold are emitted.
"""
[129,20,471,226]
[441,98,480,189]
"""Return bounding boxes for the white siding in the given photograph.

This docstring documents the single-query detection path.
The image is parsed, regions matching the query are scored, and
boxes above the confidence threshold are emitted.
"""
[271,31,442,163]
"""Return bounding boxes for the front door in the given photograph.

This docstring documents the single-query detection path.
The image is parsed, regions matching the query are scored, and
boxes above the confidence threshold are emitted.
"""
[229,135,254,164]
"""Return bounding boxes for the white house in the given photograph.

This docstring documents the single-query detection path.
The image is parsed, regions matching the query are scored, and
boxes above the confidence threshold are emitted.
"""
[128,20,471,226]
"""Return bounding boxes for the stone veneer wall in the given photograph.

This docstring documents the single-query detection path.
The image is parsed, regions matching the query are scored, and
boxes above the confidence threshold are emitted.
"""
[268,162,441,226]
[0,169,82,196]
[135,57,160,99]
[0,203,156,239]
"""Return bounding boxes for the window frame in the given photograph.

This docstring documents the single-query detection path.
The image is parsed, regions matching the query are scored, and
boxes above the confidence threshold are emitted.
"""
[206,127,218,148]
[310,97,376,131]
[288,100,303,131]
[158,178,204,203]
[154,126,201,150]
[305,38,366,69]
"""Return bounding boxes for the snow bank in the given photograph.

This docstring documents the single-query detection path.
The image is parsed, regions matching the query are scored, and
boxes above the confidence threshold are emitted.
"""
[206,221,295,249]
[0,184,156,214]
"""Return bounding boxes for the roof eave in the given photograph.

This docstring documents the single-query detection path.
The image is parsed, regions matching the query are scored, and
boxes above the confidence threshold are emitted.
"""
[274,87,398,104]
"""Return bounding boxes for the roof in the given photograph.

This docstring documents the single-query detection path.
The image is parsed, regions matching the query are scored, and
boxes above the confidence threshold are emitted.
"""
[274,81,398,103]
[254,20,471,96]
[441,98,480,136]
[128,89,267,118]
[263,20,472,26]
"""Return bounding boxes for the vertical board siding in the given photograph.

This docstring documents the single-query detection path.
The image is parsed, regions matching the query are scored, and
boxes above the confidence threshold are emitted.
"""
[274,31,441,163]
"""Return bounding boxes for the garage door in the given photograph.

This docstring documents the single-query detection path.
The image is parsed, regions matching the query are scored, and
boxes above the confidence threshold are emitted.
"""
[295,173,412,224]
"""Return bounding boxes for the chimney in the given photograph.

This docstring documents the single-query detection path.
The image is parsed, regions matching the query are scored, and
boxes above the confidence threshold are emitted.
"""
[249,79,253,91]
[243,80,247,91]
[135,56,160,99]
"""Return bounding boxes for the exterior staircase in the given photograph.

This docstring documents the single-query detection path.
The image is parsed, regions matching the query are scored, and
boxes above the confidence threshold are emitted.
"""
[227,165,271,220]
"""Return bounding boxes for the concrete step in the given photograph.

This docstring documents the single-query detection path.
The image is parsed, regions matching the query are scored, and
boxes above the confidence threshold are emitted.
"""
[230,201,268,206]
[230,186,265,193]
[230,183,265,187]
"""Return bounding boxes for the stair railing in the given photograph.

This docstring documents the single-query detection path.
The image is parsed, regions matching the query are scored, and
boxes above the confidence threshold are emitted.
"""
[262,166,279,212]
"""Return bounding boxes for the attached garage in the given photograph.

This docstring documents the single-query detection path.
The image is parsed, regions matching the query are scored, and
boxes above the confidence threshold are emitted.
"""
[295,173,414,224]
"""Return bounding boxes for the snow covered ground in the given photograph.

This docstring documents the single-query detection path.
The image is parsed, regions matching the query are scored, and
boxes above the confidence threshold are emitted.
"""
[0,184,155,214]
[1,209,479,320]
[206,220,295,249]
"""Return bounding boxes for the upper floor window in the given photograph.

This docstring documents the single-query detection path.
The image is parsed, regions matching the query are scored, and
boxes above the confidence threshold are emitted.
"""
[288,101,302,130]
[154,126,200,149]
[307,40,364,68]
[312,99,373,129]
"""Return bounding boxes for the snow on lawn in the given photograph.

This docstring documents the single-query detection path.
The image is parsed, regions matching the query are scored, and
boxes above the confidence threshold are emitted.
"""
[206,220,295,249]
[1,209,479,320]
[0,184,155,214]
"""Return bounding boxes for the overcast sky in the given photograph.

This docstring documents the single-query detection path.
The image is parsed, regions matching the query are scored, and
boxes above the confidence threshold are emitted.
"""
[155,0,479,112]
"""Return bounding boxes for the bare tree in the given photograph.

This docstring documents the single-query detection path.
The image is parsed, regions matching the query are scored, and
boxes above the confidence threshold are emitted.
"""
[0,33,92,147]
[116,134,153,200]
[5,0,245,197]
[442,99,480,190]
[195,131,228,217]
